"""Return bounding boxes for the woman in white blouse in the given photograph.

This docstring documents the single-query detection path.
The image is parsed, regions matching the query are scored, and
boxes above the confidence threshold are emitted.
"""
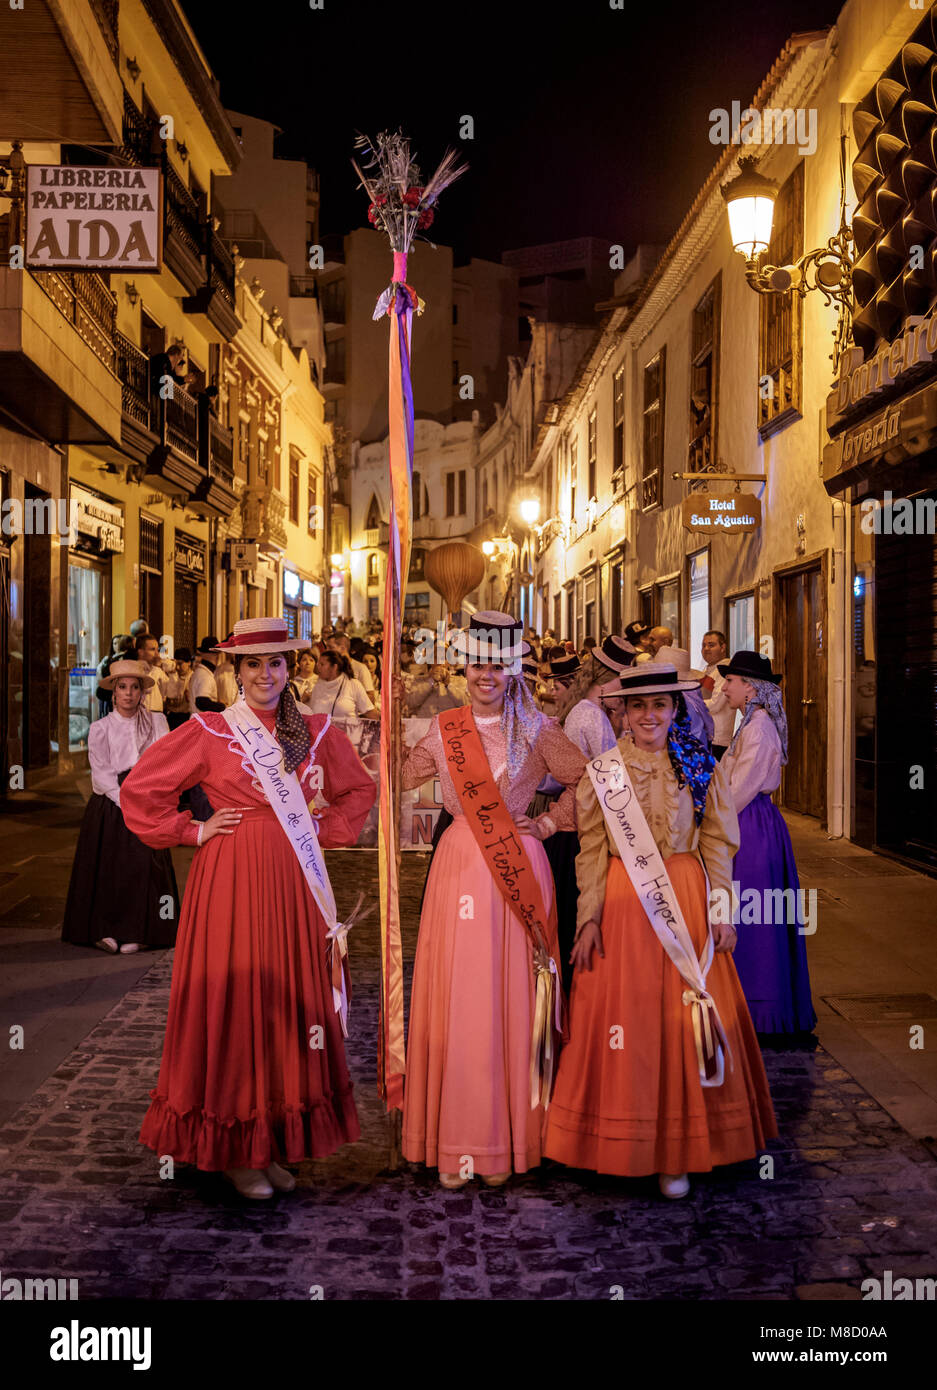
[720,651,815,1037]
[61,660,179,955]
[303,650,378,747]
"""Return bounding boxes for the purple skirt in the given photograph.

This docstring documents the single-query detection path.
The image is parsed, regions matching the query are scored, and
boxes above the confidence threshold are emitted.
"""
[731,793,816,1034]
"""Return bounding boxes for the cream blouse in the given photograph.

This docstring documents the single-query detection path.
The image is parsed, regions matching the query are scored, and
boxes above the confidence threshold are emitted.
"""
[575,738,740,931]
[722,708,783,814]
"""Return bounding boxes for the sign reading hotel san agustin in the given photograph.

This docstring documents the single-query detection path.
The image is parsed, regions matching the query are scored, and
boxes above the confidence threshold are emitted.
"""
[25,166,161,272]
[682,492,762,534]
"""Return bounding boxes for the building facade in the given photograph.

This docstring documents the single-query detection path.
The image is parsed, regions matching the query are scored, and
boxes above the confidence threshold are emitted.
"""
[0,0,328,786]
[518,0,936,872]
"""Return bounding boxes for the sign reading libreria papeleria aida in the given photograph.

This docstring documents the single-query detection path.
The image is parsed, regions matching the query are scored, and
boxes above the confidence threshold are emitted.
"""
[682,492,762,534]
[25,166,161,272]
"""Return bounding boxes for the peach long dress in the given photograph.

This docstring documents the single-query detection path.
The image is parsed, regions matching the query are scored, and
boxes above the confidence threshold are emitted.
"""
[401,713,586,1176]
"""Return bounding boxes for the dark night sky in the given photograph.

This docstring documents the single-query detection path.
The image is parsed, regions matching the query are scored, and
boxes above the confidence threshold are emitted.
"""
[182,0,845,264]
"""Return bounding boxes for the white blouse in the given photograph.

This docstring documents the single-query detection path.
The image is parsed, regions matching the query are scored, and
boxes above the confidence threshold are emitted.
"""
[304,675,374,721]
[88,710,170,807]
[563,698,617,759]
[722,707,783,815]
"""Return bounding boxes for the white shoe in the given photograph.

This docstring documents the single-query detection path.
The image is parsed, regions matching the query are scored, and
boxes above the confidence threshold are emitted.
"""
[264,1162,296,1192]
[94,937,119,954]
[119,942,142,954]
[223,1167,274,1200]
[658,1172,690,1200]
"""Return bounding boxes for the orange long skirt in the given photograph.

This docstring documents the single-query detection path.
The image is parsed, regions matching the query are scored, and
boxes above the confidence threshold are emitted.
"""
[403,815,558,1177]
[543,853,777,1177]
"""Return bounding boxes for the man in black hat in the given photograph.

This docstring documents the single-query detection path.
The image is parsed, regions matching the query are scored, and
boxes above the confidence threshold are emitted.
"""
[624,621,655,661]
[188,636,219,712]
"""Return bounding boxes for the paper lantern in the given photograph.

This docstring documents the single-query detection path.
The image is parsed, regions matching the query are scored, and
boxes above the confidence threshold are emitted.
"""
[424,541,486,613]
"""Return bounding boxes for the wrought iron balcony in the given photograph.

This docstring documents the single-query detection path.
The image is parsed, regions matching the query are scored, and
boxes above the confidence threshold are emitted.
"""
[191,411,237,518]
[32,270,117,375]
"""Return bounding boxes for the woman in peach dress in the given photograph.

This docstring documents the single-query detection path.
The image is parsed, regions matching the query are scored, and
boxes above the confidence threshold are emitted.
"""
[399,613,586,1189]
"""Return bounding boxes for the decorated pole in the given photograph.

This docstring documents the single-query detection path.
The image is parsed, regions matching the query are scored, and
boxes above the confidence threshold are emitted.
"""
[352,132,466,1135]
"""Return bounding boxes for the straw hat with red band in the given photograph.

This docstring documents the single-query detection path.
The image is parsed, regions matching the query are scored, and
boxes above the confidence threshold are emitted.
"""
[98,659,155,692]
[212,617,309,655]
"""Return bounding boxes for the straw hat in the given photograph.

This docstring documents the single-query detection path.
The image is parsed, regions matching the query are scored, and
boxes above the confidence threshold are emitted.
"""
[592,634,637,674]
[598,661,701,701]
[655,645,706,681]
[99,659,155,692]
[212,617,309,655]
[449,611,525,666]
[548,649,581,680]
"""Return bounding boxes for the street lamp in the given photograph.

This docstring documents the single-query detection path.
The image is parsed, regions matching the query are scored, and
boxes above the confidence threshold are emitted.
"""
[330,552,344,567]
[519,497,541,526]
[722,156,778,259]
[721,144,855,371]
[482,540,495,557]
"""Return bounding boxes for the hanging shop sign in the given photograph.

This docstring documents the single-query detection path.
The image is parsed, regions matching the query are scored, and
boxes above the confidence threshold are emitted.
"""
[26,165,162,272]
[826,316,937,432]
[227,539,258,569]
[69,483,124,553]
[174,532,206,579]
[682,492,761,534]
[823,377,937,493]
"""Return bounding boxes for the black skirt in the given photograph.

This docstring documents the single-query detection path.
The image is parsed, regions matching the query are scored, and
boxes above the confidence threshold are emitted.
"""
[61,774,180,948]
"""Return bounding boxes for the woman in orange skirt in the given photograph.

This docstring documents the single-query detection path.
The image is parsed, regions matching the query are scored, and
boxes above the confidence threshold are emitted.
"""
[544,662,776,1199]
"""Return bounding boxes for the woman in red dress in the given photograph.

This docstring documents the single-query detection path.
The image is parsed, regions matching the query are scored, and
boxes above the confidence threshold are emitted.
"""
[120,617,376,1200]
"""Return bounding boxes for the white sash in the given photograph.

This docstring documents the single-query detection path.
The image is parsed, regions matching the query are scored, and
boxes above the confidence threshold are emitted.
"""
[221,701,352,1034]
[585,747,730,1088]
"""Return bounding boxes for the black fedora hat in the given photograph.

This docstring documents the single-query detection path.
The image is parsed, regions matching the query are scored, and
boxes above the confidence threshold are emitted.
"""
[717,650,782,684]
[624,621,651,645]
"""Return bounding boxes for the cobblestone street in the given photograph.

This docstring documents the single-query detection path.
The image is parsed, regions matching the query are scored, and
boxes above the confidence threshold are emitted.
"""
[1,787,937,1301]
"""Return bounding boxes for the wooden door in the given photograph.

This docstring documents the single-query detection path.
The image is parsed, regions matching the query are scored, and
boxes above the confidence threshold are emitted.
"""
[777,561,827,820]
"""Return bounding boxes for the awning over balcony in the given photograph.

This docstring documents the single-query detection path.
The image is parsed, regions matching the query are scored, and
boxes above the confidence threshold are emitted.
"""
[0,0,123,144]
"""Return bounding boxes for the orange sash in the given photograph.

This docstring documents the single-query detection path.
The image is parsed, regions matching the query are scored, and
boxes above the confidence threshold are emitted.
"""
[438,704,563,1108]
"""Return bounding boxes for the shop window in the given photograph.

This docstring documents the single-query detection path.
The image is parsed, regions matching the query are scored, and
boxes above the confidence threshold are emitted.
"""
[445,470,466,517]
[657,576,679,641]
[759,163,803,438]
[308,468,319,536]
[569,437,578,521]
[642,346,666,511]
[587,409,597,501]
[613,365,626,482]
[289,451,300,525]
[689,276,720,476]
[687,550,710,665]
[727,592,756,654]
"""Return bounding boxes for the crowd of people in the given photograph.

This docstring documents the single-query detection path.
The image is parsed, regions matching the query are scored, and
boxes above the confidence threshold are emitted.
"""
[60,604,815,1204]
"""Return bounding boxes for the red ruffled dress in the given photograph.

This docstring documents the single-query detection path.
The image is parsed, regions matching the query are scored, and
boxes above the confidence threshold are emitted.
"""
[119,707,376,1170]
